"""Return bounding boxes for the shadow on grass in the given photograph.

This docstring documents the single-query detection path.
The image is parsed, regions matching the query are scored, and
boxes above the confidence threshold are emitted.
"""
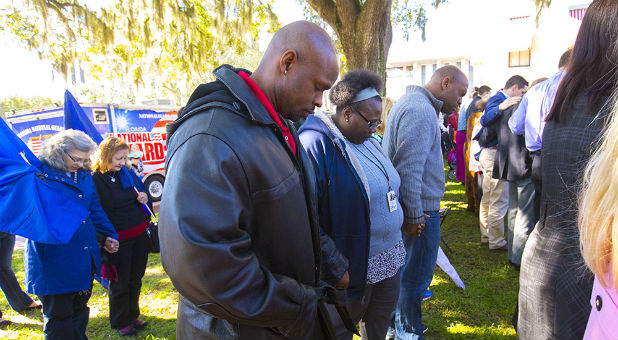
[2,320,43,333]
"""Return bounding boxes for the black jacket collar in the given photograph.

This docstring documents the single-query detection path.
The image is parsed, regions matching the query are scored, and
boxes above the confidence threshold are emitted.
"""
[212,65,275,126]
[168,65,279,139]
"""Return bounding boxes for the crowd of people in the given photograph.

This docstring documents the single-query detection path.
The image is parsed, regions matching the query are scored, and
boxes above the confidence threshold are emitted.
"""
[451,0,618,339]
[1,0,618,339]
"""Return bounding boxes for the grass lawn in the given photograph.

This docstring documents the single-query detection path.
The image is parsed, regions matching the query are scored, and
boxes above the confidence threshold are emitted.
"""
[0,253,177,340]
[421,179,518,340]
[0,176,519,340]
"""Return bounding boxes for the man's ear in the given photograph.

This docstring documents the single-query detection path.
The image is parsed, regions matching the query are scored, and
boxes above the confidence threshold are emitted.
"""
[342,106,353,119]
[441,77,451,91]
[279,50,298,75]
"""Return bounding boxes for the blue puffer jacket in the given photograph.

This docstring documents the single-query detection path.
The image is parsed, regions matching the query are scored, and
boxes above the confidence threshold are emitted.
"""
[299,111,378,300]
[24,163,118,296]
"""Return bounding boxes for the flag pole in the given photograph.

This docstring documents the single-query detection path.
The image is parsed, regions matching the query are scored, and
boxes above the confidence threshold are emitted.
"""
[133,187,157,222]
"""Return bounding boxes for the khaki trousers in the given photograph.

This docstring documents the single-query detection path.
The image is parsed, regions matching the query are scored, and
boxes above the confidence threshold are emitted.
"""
[478,148,508,248]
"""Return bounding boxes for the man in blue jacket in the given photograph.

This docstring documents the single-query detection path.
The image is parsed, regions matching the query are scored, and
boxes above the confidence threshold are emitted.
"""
[478,75,528,250]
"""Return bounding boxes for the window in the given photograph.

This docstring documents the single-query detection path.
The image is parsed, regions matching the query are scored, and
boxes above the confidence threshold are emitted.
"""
[509,49,531,67]
[468,64,474,89]
[93,109,108,124]
[421,65,427,85]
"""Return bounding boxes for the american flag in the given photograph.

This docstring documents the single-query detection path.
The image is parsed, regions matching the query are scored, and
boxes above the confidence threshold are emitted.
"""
[569,8,587,20]
[29,137,44,156]
[151,133,163,141]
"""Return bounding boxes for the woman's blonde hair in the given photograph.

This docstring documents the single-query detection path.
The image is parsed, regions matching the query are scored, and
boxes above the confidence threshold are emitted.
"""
[377,97,395,137]
[579,90,618,292]
[92,136,130,173]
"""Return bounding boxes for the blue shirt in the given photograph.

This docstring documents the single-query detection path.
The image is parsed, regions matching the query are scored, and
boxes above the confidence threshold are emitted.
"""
[457,101,470,131]
[508,70,566,152]
[478,91,508,148]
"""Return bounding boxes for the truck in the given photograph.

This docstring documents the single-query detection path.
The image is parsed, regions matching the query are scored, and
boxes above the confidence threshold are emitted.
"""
[6,103,179,201]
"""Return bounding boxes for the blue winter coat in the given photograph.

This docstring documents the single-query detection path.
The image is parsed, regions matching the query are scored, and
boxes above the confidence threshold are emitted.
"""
[299,111,375,300]
[24,163,118,295]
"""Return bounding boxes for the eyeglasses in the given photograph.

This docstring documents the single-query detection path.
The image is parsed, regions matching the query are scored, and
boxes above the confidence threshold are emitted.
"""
[351,105,382,129]
[64,150,87,165]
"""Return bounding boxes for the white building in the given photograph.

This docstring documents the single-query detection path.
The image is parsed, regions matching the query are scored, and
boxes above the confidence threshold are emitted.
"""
[386,0,590,100]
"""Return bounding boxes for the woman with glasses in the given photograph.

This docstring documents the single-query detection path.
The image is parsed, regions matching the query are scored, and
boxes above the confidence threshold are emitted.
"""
[299,70,406,340]
[91,136,151,336]
[24,129,119,340]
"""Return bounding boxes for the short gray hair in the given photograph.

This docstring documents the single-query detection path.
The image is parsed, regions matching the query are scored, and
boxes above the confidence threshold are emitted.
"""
[39,129,98,171]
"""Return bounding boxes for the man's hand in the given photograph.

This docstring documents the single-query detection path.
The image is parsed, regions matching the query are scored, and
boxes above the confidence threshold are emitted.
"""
[136,192,148,205]
[498,97,521,111]
[104,237,119,253]
[334,271,350,290]
[402,214,430,238]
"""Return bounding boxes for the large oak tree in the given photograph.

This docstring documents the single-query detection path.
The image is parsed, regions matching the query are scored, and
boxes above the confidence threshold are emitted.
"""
[303,0,444,81]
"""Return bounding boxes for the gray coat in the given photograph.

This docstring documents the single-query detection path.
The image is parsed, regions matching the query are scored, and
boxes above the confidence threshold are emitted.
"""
[160,65,346,340]
[518,93,610,340]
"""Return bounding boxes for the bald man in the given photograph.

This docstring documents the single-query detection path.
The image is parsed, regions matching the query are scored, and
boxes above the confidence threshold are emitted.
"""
[160,21,347,340]
[383,66,468,340]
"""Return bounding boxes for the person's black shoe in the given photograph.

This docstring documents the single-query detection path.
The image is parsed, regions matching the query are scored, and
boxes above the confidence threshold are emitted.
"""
[132,319,148,330]
[117,326,138,336]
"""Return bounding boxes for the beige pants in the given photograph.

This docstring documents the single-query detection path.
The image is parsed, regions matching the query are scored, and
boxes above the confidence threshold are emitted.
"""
[479,148,509,248]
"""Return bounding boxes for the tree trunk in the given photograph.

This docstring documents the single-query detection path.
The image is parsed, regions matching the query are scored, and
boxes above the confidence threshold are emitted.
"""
[306,0,392,93]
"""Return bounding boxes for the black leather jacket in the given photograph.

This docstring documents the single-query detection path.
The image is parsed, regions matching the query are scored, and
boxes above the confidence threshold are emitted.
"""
[160,65,348,340]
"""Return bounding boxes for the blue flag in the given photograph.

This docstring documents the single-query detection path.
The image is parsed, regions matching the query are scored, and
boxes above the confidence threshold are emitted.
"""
[64,90,103,144]
[0,118,88,244]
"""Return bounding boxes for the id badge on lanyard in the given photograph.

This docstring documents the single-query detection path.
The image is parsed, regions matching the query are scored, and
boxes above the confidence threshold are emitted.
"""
[387,190,398,213]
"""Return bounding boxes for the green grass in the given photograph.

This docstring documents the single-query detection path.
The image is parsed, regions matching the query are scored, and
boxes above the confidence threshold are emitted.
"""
[1,174,518,340]
[0,253,177,340]
[422,179,518,340]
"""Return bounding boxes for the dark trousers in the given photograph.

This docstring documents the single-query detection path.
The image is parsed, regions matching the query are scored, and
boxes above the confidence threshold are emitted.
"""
[330,270,401,340]
[0,232,34,311]
[530,151,542,221]
[109,232,149,329]
[39,287,92,340]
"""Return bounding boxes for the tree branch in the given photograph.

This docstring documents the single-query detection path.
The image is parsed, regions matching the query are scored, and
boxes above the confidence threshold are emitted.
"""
[305,0,337,28]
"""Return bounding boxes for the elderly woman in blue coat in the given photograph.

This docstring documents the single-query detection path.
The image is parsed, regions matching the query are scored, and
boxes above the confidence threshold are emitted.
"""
[24,130,119,340]
[299,70,407,340]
